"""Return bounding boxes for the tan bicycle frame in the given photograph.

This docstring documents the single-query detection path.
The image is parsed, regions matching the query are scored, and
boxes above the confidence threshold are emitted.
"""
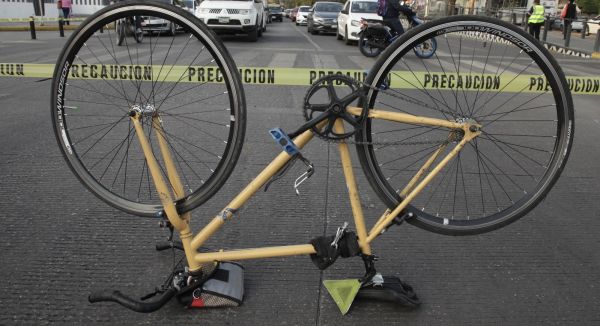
[130,106,481,273]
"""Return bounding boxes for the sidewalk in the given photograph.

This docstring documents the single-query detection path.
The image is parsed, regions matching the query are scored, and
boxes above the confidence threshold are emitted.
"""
[543,28,599,57]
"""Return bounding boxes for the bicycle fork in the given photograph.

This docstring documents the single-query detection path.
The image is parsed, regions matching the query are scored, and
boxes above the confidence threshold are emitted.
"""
[130,111,201,272]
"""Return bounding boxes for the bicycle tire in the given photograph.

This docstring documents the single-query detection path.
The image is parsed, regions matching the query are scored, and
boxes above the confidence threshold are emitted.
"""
[51,1,246,217]
[356,15,574,235]
[134,26,144,43]
[358,32,383,58]
[412,37,436,59]
[116,19,125,46]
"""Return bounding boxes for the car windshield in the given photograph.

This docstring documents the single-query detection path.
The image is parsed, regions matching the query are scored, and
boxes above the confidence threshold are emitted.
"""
[314,3,343,12]
[269,8,281,12]
[299,7,310,12]
[351,1,378,13]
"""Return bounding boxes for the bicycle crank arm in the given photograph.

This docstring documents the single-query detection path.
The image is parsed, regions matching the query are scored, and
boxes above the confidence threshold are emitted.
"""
[89,287,178,313]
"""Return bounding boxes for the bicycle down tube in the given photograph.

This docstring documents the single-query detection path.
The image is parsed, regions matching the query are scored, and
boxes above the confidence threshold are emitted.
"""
[130,107,481,272]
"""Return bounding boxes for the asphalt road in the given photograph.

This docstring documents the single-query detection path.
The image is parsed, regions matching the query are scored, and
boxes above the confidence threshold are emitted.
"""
[1,19,600,325]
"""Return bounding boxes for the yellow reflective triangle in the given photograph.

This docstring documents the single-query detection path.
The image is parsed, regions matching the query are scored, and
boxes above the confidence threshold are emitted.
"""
[323,279,361,315]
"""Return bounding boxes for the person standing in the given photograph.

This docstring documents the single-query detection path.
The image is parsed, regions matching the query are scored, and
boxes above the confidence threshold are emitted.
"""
[527,0,545,41]
[61,0,72,25]
[562,0,577,39]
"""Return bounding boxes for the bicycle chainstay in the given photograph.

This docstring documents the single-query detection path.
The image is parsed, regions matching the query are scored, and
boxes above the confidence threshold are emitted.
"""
[303,75,456,147]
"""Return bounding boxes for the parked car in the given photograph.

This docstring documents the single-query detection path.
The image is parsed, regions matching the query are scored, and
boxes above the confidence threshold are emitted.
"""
[307,1,343,35]
[195,0,267,41]
[284,9,292,18]
[586,15,600,35]
[290,7,299,22]
[550,18,585,32]
[295,6,311,26]
[268,6,283,22]
[141,0,190,35]
[337,0,379,44]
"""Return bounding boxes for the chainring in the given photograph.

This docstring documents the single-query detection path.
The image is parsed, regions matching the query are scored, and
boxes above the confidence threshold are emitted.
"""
[302,75,368,141]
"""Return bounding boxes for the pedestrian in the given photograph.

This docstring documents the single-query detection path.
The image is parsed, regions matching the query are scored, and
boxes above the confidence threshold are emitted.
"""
[56,0,63,18]
[527,0,544,41]
[379,0,415,37]
[562,0,577,39]
[61,0,72,25]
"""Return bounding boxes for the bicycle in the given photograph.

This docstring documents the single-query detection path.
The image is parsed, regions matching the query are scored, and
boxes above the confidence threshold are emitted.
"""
[116,15,143,45]
[358,15,437,58]
[51,0,574,313]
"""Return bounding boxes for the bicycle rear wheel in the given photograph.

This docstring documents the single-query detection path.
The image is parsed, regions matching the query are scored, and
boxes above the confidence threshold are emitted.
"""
[51,1,246,217]
[358,32,384,57]
[357,16,574,235]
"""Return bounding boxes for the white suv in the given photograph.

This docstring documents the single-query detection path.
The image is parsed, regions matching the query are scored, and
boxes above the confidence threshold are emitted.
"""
[196,0,267,41]
[337,0,380,44]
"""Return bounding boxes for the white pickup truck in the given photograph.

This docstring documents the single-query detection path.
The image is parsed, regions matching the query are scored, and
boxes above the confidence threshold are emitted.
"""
[195,0,267,41]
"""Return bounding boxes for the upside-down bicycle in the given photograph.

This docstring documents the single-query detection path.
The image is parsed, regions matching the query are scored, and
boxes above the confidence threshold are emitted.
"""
[51,1,574,313]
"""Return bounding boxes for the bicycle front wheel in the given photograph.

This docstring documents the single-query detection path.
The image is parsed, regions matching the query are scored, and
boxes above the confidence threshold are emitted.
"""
[51,1,246,217]
[357,16,574,235]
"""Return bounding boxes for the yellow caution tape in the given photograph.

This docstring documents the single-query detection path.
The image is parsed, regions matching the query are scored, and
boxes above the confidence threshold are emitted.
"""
[1,62,599,95]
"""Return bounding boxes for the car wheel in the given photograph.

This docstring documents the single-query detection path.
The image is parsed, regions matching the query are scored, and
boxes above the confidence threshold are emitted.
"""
[247,27,258,42]
[168,22,176,36]
[344,26,352,45]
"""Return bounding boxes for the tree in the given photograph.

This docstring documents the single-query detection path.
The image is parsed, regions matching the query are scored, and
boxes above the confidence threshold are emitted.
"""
[577,0,599,15]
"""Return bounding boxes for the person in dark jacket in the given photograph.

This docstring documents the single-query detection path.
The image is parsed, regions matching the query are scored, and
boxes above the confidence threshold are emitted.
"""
[563,0,577,39]
[381,0,415,36]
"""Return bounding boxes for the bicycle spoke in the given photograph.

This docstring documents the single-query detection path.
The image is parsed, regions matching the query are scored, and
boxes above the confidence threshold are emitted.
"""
[358,16,572,233]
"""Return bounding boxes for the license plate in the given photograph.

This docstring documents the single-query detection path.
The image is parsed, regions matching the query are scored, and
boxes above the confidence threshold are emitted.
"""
[218,17,230,24]
[331,25,337,28]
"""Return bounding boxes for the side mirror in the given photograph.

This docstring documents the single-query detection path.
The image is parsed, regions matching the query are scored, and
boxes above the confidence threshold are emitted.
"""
[340,9,348,14]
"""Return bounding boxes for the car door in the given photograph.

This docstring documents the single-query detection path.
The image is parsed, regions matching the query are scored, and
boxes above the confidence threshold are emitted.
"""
[338,1,350,36]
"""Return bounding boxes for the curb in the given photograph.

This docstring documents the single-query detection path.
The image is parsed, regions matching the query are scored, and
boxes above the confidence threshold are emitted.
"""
[0,25,79,32]
[543,41,599,60]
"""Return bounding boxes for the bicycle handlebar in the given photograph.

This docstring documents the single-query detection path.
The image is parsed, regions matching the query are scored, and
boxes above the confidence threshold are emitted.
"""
[155,240,184,251]
[89,288,178,313]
